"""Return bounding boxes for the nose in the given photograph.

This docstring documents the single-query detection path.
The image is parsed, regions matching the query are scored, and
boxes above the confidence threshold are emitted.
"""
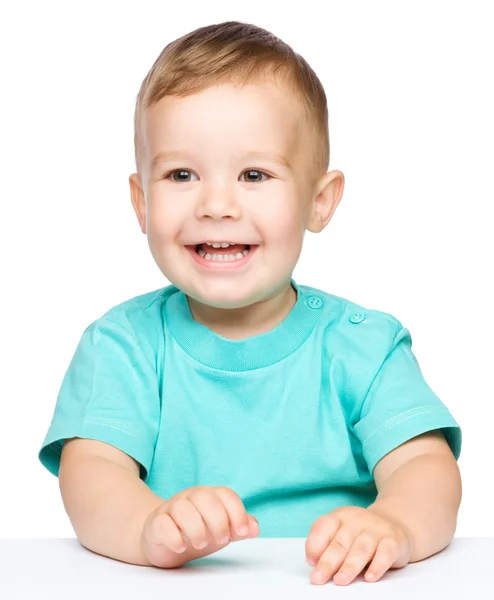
[195,186,242,221]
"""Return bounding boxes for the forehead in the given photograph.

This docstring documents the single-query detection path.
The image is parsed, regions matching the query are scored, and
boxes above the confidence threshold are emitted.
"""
[142,81,305,169]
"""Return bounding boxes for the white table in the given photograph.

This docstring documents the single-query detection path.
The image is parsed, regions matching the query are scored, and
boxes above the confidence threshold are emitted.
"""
[0,537,491,599]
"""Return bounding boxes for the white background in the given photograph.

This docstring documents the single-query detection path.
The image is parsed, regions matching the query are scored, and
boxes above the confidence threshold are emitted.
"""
[1,0,492,537]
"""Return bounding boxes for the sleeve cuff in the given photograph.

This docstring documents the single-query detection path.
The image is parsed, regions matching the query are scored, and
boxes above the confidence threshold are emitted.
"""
[38,417,154,480]
[358,405,462,476]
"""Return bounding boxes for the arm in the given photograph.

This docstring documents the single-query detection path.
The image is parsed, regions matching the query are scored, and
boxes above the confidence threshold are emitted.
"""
[367,430,462,563]
[59,438,165,566]
[60,438,250,568]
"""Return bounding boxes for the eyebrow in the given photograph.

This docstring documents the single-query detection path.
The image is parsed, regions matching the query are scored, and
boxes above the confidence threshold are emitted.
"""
[150,150,292,171]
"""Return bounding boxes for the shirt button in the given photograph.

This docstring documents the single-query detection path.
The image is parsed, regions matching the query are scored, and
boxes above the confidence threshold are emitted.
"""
[305,295,323,309]
[349,312,367,324]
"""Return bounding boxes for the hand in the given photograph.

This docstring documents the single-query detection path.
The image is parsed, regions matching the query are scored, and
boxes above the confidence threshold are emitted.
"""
[141,485,260,567]
[305,505,413,585]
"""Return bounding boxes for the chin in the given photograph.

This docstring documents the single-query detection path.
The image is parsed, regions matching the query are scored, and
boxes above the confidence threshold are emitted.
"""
[193,292,255,310]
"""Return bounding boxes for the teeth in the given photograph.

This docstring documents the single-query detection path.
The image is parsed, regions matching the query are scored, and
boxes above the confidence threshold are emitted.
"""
[205,242,236,248]
[196,247,251,261]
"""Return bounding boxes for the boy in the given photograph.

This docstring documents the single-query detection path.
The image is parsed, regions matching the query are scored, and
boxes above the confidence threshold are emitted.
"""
[38,21,462,586]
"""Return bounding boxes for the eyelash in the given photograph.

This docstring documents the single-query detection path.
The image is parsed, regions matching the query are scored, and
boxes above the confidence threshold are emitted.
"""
[163,169,271,183]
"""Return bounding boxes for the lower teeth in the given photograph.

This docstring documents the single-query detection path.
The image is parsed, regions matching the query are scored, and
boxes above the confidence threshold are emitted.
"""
[196,247,251,261]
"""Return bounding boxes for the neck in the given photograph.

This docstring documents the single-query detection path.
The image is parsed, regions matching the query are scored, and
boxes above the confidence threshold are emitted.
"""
[186,281,297,340]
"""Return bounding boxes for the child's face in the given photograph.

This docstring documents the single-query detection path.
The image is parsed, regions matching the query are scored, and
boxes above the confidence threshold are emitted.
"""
[130,80,343,312]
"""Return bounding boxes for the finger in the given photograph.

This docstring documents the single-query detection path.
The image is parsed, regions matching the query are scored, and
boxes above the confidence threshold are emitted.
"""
[247,514,260,538]
[214,486,251,538]
[188,488,231,545]
[305,513,341,566]
[150,512,188,554]
[230,514,260,543]
[229,515,260,543]
[365,536,402,583]
[311,526,356,585]
[332,531,379,586]
[167,498,208,550]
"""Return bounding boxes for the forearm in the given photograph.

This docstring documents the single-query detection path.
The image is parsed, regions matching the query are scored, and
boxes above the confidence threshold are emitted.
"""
[59,454,164,566]
[368,453,462,562]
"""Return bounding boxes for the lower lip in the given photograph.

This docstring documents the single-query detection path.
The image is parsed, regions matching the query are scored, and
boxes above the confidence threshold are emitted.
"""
[185,245,259,270]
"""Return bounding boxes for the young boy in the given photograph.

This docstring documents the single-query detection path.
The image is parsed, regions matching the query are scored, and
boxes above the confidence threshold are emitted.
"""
[38,21,462,586]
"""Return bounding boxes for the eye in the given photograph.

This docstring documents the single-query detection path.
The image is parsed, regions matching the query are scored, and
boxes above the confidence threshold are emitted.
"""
[164,169,198,183]
[241,169,270,183]
[163,169,271,183]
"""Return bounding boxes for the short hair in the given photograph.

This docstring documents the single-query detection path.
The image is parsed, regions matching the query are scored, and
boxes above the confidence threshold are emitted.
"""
[133,21,329,184]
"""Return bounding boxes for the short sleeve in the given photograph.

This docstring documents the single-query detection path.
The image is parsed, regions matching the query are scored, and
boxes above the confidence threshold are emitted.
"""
[38,316,160,480]
[353,326,462,477]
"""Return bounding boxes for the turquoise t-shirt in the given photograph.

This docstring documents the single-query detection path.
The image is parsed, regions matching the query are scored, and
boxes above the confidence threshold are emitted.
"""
[38,278,461,537]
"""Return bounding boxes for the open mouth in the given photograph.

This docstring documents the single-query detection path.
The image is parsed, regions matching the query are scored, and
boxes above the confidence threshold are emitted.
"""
[185,243,258,267]
[195,243,251,256]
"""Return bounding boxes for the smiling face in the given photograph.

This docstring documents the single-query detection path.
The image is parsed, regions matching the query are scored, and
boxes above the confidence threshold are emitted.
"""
[130,79,344,329]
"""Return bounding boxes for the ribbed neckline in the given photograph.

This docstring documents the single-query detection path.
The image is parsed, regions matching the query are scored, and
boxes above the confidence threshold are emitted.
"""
[164,278,323,371]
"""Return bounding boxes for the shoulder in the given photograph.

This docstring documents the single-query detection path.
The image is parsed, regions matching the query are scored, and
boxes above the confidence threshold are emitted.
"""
[299,282,406,358]
[101,284,176,324]
[301,283,403,334]
[82,284,179,354]
[299,283,412,416]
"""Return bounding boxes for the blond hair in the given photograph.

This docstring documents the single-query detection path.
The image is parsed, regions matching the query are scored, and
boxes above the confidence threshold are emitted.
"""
[133,21,329,183]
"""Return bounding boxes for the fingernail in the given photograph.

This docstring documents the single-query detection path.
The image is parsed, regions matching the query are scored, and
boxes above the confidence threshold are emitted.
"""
[307,557,316,566]
[238,525,249,535]
[219,535,230,544]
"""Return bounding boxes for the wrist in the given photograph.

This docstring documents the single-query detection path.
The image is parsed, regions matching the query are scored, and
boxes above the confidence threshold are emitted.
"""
[367,499,416,555]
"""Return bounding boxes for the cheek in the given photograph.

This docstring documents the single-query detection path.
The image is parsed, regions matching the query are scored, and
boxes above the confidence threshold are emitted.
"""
[265,218,304,268]
[259,189,304,232]
[146,199,181,241]
[267,210,305,246]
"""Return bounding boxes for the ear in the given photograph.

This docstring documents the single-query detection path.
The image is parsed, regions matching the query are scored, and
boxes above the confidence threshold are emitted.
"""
[306,170,345,234]
[129,173,146,234]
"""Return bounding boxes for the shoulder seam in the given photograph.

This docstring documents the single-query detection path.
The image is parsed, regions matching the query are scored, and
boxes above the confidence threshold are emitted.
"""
[102,286,174,320]
[355,322,404,423]
[100,315,138,343]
